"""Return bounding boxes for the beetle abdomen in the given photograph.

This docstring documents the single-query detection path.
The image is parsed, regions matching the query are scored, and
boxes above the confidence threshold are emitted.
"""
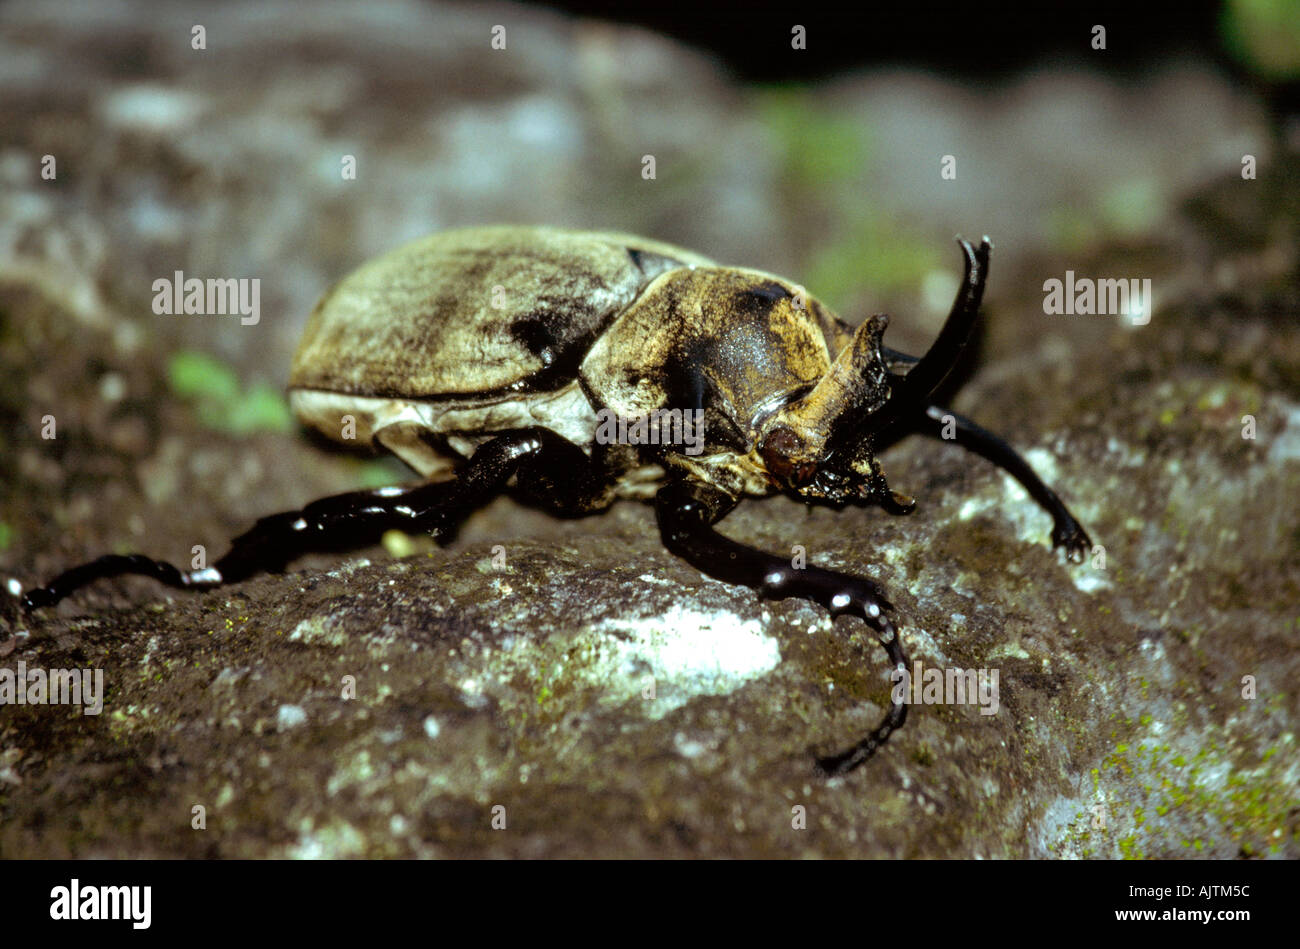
[287,382,600,478]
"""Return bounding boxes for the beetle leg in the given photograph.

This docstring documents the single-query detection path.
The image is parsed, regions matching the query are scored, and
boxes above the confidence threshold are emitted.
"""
[206,430,543,583]
[23,431,547,610]
[917,405,1092,561]
[655,480,907,776]
[511,428,617,516]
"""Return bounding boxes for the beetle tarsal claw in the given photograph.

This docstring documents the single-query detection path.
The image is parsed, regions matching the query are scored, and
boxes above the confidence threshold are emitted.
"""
[1050,517,1092,564]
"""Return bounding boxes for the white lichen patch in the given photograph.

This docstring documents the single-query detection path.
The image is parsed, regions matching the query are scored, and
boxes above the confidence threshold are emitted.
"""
[284,820,368,860]
[987,641,1031,661]
[904,626,950,665]
[673,733,709,758]
[1107,436,1147,468]
[1266,400,1300,464]
[957,495,995,522]
[1071,568,1112,594]
[276,704,308,730]
[98,84,205,132]
[1023,447,1061,484]
[504,606,782,720]
[592,606,782,718]
[288,614,348,647]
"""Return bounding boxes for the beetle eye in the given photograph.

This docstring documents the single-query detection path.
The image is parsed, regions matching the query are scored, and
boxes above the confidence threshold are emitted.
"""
[759,425,815,487]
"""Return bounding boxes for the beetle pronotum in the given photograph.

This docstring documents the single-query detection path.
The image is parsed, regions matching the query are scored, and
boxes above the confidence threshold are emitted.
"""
[24,226,1091,775]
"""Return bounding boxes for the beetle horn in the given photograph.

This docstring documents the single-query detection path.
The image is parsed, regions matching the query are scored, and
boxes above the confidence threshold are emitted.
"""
[866,236,991,434]
[766,311,892,459]
[759,237,990,480]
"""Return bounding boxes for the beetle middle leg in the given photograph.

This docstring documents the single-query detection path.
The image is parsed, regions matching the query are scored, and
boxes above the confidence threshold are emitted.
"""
[910,405,1092,560]
[511,428,618,516]
[655,480,907,776]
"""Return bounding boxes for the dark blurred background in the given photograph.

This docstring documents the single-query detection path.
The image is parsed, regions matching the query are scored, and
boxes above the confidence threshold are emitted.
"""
[534,0,1295,101]
[539,1,1226,79]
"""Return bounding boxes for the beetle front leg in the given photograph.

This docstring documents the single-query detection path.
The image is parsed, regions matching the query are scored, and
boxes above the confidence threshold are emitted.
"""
[919,405,1092,561]
[654,480,908,776]
[23,431,547,610]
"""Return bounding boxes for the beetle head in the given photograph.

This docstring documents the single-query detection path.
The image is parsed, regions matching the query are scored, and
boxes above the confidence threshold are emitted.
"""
[752,237,991,511]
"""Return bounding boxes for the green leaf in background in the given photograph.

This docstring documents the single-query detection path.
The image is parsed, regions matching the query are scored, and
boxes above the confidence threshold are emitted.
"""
[1222,0,1300,80]
[1100,177,1164,237]
[756,88,942,311]
[804,218,942,310]
[355,457,413,489]
[167,349,293,434]
[168,350,241,403]
[225,382,294,434]
[758,87,868,187]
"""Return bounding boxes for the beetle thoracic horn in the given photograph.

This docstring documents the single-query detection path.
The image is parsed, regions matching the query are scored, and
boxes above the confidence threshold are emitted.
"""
[763,310,893,462]
[866,236,991,435]
[787,237,990,459]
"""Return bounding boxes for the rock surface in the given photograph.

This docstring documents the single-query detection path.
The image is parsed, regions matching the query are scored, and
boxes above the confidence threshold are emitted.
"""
[0,0,1296,858]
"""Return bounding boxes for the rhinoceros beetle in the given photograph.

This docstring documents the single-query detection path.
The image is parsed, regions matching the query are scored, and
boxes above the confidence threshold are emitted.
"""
[23,226,1091,776]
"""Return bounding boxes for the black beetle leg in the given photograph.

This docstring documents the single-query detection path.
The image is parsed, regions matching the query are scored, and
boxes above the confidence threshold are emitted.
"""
[23,430,549,610]
[511,428,618,516]
[919,405,1092,561]
[655,480,907,776]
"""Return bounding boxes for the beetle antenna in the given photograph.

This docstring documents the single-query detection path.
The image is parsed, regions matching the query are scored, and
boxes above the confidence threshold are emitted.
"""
[870,236,991,433]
